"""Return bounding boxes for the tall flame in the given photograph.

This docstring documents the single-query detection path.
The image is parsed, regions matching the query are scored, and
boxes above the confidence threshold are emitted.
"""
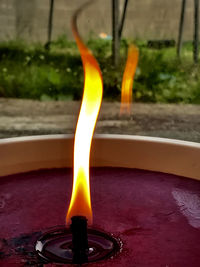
[66,3,103,225]
[120,44,139,115]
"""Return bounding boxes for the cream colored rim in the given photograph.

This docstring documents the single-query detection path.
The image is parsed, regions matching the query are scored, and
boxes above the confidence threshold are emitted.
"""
[0,134,200,180]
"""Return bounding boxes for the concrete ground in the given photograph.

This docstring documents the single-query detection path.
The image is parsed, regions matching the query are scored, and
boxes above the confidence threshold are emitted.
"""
[0,98,200,143]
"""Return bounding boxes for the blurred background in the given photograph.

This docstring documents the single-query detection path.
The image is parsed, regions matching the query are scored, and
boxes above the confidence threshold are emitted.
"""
[0,0,195,41]
[0,0,199,142]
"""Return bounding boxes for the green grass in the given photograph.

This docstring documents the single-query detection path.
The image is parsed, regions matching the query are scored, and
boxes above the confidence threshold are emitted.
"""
[0,37,200,103]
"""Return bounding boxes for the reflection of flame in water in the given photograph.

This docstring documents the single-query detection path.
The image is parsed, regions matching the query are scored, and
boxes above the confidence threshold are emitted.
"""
[66,2,103,225]
[120,44,139,115]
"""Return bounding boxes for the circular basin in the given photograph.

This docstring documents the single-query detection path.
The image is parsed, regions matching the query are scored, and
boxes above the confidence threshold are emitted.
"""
[0,134,200,266]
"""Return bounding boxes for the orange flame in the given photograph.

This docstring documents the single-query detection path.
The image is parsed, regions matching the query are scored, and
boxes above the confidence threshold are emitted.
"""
[120,44,139,115]
[66,4,103,225]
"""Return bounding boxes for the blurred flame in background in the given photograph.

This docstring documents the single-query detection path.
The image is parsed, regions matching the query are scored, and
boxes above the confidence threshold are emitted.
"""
[120,44,139,115]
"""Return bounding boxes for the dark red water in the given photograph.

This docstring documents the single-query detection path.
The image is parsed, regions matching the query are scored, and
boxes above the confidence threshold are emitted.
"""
[0,168,200,266]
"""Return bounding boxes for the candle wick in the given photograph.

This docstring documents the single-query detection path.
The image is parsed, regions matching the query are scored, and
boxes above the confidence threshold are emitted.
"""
[70,216,89,264]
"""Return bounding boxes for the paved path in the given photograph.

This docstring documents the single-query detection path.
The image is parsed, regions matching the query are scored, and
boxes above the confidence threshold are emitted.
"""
[0,98,200,142]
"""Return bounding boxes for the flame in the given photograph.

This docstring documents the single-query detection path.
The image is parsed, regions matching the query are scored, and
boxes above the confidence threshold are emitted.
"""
[120,44,139,115]
[66,5,103,225]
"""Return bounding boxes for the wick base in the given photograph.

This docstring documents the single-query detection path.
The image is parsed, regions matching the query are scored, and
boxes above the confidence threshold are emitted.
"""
[35,226,121,264]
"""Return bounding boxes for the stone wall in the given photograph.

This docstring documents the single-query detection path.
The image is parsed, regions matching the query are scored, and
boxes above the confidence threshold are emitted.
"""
[0,0,195,42]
